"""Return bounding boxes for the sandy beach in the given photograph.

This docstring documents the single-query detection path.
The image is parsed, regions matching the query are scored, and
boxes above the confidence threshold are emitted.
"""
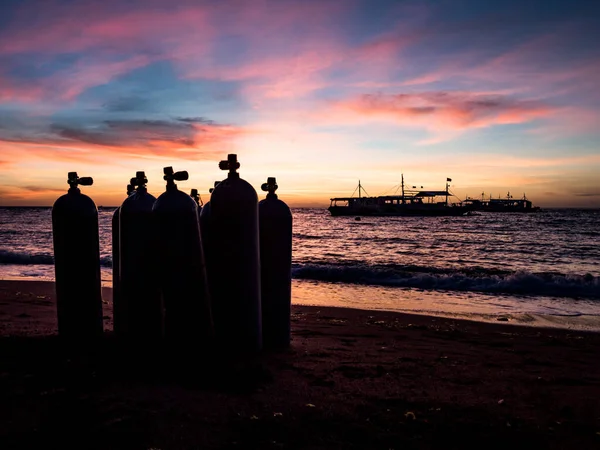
[1,279,599,449]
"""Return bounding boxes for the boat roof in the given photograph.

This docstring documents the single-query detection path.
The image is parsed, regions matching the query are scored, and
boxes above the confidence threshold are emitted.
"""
[413,190,448,197]
[329,192,444,201]
[489,198,529,203]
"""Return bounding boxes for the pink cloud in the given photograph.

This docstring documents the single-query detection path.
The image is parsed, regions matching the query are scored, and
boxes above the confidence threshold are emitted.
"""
[0,73,46,102]
[0,0,427,104]
[461,34,599,98]
[0,56,154,103]
[0,2,215,101]
[0,2,213,55]
[57,56,154,101]
[0,1,359,102]
[183,29,414,101]
[384,25,600,103]
[325,91,555,143]
[401,73,443,86]
[526,106,600,138]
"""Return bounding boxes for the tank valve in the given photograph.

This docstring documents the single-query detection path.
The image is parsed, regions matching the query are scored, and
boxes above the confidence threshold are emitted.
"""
[218,154,240,177]
[67,172,93,191]
[190,189,202,206]
[261,177,278,197]
[130,171,148,188]
[209,181,221,194]
[126,184,135,196]
[163,167,189,188]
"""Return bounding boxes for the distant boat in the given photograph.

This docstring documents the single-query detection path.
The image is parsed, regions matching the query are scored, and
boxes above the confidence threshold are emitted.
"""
[462,192,541,213]
[328,175,469,217]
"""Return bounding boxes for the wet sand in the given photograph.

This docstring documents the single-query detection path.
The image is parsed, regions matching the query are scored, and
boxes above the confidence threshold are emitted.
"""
[1,280,599,449]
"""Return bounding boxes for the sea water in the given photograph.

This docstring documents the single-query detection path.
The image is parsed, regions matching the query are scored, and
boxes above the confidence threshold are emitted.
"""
[1,207,599,329]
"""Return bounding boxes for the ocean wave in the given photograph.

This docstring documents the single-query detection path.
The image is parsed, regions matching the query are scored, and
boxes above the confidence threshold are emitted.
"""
[292,233,322,240]
[0,250,113,267]
[0,230,21,235]
[292,263,600,299]
[2,249,599,299]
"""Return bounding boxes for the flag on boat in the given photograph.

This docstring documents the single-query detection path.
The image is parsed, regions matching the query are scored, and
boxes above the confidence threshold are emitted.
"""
[447,178,452,182]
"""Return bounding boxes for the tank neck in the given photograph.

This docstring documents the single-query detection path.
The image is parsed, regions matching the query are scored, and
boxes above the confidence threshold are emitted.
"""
[68,187,81,194]
[166,181,178,191]
[137,186,148,194]
[266,192,278,200]
[228,172,240,179]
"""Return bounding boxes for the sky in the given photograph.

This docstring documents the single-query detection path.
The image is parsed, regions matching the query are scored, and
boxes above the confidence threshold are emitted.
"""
[0,0,599,207]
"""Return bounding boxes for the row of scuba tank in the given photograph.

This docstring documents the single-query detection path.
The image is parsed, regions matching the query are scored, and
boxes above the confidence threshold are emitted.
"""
[51,154,292,353]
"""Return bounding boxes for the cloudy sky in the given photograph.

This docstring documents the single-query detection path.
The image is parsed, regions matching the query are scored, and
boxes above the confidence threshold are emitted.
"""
[0,0,598,207]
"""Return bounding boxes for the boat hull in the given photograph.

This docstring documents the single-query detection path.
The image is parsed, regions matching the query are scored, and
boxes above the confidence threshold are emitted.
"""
[328,206,469,217]
[472,207,542,213]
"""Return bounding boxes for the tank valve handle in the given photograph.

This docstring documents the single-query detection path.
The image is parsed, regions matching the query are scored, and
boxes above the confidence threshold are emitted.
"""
[261,177,278,198]
[218,154,240,177]
[67,172,93,191]
[163,167,189,188]
[126,184,135,196]
[130,171,148,189]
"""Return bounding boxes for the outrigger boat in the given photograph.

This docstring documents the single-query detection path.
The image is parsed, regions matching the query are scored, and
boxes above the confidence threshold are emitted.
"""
[328,176,469,217]
[462,192,541,213]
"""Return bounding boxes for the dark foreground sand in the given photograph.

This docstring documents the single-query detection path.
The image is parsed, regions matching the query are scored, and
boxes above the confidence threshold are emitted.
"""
[1,280,599,449]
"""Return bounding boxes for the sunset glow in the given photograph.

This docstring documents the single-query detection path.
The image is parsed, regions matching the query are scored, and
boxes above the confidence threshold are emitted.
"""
[0,0,599,207]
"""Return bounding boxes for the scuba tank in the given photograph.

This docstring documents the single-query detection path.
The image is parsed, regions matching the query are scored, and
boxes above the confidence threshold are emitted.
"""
[52,172,103,340]
[190,188,203,222]
[112,183,134,337]
[198,182,219,230]
[190,189,202,214]
[259,177,293,349]
[119,171,162,343]
[152,167,213,349]
[210,154,261,353]
[198,181,220,325]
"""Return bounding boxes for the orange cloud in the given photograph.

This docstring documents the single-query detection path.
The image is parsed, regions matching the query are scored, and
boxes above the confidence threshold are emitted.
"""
[0,117,252,165]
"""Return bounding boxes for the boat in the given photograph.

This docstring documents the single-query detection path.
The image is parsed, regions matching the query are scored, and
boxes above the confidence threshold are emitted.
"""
[328,176,469,217]
[462,192,541,213]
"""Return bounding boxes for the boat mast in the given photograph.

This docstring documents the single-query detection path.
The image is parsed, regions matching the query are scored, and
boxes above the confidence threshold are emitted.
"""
[358,180,361,199]
[445,178,450,206]
[401,173,405,204]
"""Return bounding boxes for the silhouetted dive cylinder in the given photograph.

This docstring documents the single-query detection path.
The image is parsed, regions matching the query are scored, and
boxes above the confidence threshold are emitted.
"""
[119,171,162,343]
[259,177,293,349]
[112,183,134,338]
[52,172,103,340]
[198,181,220,316]
[210,154,262,353]
[190,189,202,216]
[152,167,213,348]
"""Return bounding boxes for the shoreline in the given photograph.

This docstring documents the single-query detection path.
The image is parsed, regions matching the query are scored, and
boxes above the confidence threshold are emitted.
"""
[291,279,600,332]
[2,277,599,333]
[1,279,600,448]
